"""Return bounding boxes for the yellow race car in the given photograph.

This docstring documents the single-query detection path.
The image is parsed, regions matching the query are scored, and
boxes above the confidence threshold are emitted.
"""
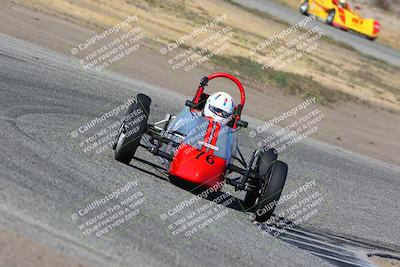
[299,0,380,40]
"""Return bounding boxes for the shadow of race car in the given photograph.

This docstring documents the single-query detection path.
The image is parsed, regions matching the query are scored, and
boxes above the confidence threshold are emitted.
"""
[300,0,380,40]
[113,72,288,222]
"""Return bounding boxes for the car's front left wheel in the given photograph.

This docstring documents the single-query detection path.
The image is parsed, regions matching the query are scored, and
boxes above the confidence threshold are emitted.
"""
[253,160,288,222]
[243,149,277,209]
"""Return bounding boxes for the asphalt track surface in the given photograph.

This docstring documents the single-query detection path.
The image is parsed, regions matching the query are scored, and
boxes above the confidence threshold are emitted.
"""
[1,33,400,267]
[233,0,400,67]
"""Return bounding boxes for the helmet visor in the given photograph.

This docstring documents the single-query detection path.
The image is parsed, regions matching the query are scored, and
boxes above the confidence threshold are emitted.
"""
[209,105,233,118]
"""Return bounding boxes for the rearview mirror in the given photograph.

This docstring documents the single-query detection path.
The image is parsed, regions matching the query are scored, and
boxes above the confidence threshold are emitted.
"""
[185,100,196,108]
[236,120,248,128]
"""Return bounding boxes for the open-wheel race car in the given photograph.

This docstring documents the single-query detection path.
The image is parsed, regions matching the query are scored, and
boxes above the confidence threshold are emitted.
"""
[300,0,380,40]
[113,72,288,222]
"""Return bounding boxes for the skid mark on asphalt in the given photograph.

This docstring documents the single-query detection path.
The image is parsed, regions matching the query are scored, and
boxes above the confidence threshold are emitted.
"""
[256,218,400,267]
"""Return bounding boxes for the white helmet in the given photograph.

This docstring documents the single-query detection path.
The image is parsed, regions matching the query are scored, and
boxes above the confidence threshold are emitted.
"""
[204,92,235,124]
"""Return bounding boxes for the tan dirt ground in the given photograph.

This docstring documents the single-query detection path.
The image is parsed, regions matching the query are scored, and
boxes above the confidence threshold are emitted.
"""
[369,255,400,267]
[10,0,400,111]
[0,227,92,267]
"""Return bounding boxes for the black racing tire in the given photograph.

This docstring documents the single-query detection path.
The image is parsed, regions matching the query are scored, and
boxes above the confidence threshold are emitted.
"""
[299,0,309,16]
[326,10,336,25]
[253,161,288,222]
[243,149,277,209]
[114,94,151,164]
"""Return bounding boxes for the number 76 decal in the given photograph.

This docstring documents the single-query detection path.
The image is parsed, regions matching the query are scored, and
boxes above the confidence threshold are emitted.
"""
[195,151,215,164]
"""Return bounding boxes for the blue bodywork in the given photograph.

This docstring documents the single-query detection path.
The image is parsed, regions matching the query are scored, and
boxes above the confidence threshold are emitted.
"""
[167,107,237,162]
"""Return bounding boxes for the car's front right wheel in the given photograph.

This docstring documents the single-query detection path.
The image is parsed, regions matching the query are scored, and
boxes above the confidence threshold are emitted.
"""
[326,10,336,25]
[299,0,309,15]
[114,93,151,164]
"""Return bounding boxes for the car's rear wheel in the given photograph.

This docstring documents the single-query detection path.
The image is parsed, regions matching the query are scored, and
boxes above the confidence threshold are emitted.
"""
[243,149,277,209]
[253,161,288,222]
[114,94,151,164]
[299,0,309,15]
[326,10,336,25]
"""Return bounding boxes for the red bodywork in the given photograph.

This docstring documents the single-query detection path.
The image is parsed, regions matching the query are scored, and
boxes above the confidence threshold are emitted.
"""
[168,73,246,189]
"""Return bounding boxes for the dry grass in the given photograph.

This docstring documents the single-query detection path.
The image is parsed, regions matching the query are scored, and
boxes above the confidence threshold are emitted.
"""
[15,0,400,110]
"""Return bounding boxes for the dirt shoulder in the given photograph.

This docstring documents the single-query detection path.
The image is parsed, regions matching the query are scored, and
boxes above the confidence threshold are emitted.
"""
[0,1,399,167]
[11,0,400,111]
[0,227,92,267]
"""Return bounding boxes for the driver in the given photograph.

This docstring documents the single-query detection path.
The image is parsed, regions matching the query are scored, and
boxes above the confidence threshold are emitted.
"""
[203,92,235,125]
[338,0,348,8]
